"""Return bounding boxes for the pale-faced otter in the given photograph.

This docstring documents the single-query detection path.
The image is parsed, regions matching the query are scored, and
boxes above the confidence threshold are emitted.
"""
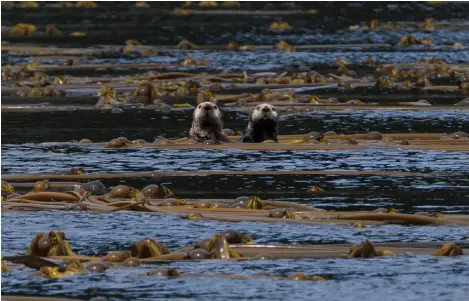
[189,101,230,143]
[241,103,279,143]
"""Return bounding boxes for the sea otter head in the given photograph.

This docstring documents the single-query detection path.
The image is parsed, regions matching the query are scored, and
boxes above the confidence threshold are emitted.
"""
[192,101,223,130]
[250,103,278,125]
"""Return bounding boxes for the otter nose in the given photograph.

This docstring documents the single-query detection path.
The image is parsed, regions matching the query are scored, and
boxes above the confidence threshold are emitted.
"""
[204,104,212,111]
[262,106,270,112]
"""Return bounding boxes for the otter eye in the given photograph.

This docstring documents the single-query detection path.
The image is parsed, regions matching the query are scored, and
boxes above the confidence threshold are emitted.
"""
[198,105,202,109]
[256,107,260,110]
[214,105,218,109]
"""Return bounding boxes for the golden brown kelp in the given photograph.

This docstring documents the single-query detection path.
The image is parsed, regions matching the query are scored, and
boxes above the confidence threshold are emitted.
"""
[25,231,76,257]
[10,192,79,202]
[1,180,16,198]
[140,252,189,261]
[102,251,131,262]
[104,185,141,199]
[269,208,300,219]
[14,234,468,265]
[32,180,51,192]
[220,230,254,244]
[56,168,85,175]
[141,184,174,198]
[187,248,211,259]
[207,234,241,259]
[232,242,400,259]
[1,258,10,273]
[433,243,464,256]
[104,138,130,148]
[1,201,72,211]
[177,211,385,226]
[262,200,317,211]
[186,212,205,220]
[131,238,171,258]
[121,257,142,267]
[132,82,158,104]
[2,255,59,270]
[348,241,377,258]
[105,200,145,212]
[40,260,86,279]
[338,213,469,226]
[244,196,264,209]
[11,23,37,36]
[348,241,396,258]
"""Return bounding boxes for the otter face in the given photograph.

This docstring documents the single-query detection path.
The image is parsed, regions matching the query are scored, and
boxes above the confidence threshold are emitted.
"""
[251,103,278,123]
[195,102,220,118]
[241,103,279,143]
[193,101,222,128]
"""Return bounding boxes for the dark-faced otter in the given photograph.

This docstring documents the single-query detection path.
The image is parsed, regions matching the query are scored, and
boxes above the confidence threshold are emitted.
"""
[189,101,230,143]
[241,103,279,143]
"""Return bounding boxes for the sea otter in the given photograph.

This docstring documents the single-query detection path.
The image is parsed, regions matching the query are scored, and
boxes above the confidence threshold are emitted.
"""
[188,102,230,143]
[241,103,279,143]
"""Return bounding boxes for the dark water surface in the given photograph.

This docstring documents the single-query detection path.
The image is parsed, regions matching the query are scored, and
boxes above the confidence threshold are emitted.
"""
[2,110,469,144]
[2,2,469,301]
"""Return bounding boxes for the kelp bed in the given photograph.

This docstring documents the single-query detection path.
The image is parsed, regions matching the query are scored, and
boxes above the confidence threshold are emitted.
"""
[2,180,469,226]
[2,2,469,301]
